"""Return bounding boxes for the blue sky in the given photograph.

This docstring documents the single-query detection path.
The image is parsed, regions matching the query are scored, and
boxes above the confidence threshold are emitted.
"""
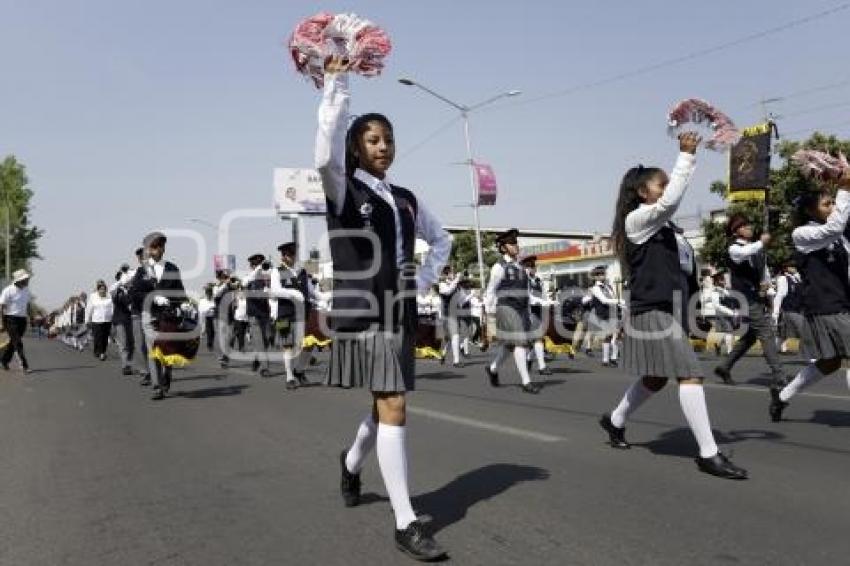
[2,0,848,308]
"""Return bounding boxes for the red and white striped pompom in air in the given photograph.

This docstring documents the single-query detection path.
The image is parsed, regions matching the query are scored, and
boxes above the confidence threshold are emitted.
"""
[667,98,741,151]
[288,12,392,88]
[790,149,849,182]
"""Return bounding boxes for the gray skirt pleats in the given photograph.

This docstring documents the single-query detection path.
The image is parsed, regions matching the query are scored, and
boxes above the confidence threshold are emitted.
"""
[801,312,850,360]
[495,305,532,346]
[623,310,704,379]
[325,328,415,392]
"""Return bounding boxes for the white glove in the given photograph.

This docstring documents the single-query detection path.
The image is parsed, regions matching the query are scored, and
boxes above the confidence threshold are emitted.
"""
[153,296,170,307]
[179,302,193,312]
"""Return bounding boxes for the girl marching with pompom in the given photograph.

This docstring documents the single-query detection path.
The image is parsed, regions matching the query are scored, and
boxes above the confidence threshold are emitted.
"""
[769,175,850,421]
[315,55,451,562]
[598,132,748,480]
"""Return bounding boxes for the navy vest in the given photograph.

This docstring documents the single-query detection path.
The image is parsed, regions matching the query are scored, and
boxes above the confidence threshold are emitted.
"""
[245,271,270,319]
[591,282,616,321]
[325,177,418,332]
[496,258,529,312]
[276,266,311,321]
[529,275,544,317]
[728,242,765,302]
[781,274,803,313]
[626,225,691,315]
[798,240,850,315]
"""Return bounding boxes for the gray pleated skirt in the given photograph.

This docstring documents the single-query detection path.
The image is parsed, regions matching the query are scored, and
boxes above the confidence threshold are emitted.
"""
[780,311,806,340]
[801,313,850,360]
[325,328,415,392]
[443,315,469,339]
[495,305,532,346]
[623,310,704,379]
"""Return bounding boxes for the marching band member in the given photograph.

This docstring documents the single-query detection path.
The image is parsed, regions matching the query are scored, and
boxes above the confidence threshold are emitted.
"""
[484,228,541,394]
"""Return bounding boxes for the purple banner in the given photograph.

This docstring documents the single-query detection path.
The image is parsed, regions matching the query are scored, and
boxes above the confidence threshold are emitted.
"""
[474,162,497,206]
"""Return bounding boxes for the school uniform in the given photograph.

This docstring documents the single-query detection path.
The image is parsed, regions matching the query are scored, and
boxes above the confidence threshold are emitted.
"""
[795,190,850,360]
[487,255,533,346]
[131,256,189,394]
[110,278,135,371]
[622,155,701,379]
[589,280,619,335]
[212,279,233,363]
[271,263,310,348]
[773,271,806,341]
[716,238,783,381]
[198,296,216,351]
[244,264,272,374]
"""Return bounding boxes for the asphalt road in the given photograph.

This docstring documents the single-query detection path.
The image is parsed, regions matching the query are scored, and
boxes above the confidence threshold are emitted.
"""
[1,338,848,566]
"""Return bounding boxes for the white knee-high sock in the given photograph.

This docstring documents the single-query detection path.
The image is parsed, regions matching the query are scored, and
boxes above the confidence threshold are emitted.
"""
[451,334,460,364]
[462,337,470,356]
[724,334,733,355]
[780,364,825,402]
[513,346,532,385]
[490,345,509,372]
[611,380,654,428]
[602,342,611,363]
[283,350,295,382]
[345,414,377,474]
[376,424,418,530]
[678,384,719,459]
[534,341,546,369]
[610,338,619,361]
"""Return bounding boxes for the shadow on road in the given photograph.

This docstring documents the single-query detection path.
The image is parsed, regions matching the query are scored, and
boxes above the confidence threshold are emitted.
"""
[807,409,850,428]
[418,371,466,381]
[635,427,784,458]
[26,365,97,374]
[412,464,550,535]
[174,384,249,399]
[172,373,227,383]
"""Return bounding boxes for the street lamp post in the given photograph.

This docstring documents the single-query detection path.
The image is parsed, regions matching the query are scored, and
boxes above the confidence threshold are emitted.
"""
[398,78,520,288]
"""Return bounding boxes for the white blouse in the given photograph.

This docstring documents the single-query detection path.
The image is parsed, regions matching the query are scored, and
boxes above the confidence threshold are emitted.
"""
[314,73,452,292]
[85,293,114,323]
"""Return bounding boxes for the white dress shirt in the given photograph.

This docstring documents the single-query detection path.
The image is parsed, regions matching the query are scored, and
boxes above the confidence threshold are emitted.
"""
[483,254,516,312]
[590,281,622,307]
[625,153,696,245]
[772,273,802,319]
[198,298,216,318]
[85,293,114,323]
[728,240,770,284]
[147,258,164,281]
[314,73,452,291]
[0,284,31,317]
[792,189,850,284]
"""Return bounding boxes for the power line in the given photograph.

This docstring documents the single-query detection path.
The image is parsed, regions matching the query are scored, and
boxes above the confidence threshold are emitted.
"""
[780,99,850,119]
[780,117,850,137]
[749,77,850,107]
[396,114,462,161]
[492,2,850,109]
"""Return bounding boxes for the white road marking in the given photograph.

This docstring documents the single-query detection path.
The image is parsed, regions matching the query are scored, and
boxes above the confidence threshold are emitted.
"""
[408,406,565,442]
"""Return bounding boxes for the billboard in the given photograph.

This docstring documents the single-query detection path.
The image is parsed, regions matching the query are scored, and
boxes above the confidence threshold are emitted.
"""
[273,168,327,215]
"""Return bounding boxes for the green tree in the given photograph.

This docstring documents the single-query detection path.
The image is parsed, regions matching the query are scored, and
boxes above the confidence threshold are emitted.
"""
[699,132,849,270]
[448,229,499,285]
[0,156,45,277]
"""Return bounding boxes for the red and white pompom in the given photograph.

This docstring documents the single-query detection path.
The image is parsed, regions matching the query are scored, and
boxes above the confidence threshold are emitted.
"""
[288,12,392,88]
[667,98,741,151]
[790,149,849,182]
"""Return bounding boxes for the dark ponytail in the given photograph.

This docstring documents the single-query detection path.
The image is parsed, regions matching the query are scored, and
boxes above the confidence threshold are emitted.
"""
[345,113,394,177]
[792,188,831,227]
[611,165,664,276]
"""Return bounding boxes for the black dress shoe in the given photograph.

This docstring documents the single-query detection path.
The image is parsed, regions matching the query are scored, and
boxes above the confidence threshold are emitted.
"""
[599,413,630,449]
[295,371,308,385]
[394,520,447,562]
[339,450,361,507]
[521,382,542,394]
[139,375,152,387]
[538,367,553,376]
[452,362,463,369]
[568,351,575,360]
[285,379,298,391]
[485,366,499,387]
[151,387,165,401]
[770,372,789,389]
[585,348,593,357]
[769,386,788,422]
[714,366,736,385]
[122,366,134,376]
[695,453,748,480]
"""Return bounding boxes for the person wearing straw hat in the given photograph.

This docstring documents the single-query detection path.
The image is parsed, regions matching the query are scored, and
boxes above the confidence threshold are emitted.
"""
[0,269,33,373]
